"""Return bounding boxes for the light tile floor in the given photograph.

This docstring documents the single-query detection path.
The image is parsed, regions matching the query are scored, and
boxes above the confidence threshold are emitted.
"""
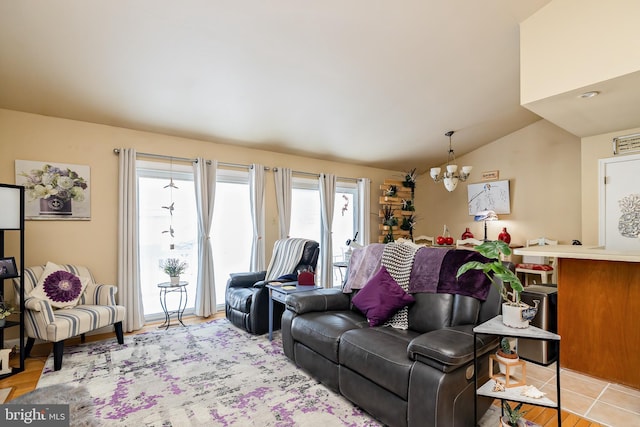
[525,362,640,426]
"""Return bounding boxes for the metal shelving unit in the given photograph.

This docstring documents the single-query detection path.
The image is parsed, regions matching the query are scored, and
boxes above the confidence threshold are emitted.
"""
[473,315,561,426]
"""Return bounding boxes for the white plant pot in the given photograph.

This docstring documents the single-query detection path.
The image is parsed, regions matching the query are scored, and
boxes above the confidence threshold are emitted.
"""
[495,351,519,375]
[170,276,180,285]
[502,303,531,328]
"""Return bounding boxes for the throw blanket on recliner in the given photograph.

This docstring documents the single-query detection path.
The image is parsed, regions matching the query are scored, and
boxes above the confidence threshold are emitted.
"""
[265,238,312,281]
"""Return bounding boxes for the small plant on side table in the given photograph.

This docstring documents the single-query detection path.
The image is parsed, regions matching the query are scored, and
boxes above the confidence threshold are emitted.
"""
[160,258,188,285]
[496,337,519,374]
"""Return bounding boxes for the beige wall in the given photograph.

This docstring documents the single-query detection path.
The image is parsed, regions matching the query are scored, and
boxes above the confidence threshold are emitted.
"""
[0,108,400,286]
[580,125,640,245]
[520,0,640,104]
[413,119,582,246]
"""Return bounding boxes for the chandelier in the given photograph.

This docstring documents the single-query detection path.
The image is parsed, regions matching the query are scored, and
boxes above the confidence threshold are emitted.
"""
[429,131,472,192]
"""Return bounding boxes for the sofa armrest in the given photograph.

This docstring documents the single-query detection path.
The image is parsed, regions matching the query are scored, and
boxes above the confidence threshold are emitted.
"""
[408,325,499,372]
[83,284,119,305]
[285,288,351,314]
[227,271,267,288]
[24,296,56,326]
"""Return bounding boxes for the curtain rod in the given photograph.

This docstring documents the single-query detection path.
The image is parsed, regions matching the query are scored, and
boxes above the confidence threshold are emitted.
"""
[273,167,359,183]
[112,149,269,170]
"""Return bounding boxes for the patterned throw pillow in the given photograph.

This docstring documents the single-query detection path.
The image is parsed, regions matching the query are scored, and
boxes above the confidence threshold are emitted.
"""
[29,262,90,308]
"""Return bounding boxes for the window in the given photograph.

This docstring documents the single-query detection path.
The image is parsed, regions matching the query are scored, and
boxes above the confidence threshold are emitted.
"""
[138,164,198,320]
[138,162,251,320]
[211,170,252,306]
[290,177,358,287]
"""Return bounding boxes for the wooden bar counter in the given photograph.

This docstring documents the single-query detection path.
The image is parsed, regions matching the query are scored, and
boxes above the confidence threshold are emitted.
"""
[514,245,640,390]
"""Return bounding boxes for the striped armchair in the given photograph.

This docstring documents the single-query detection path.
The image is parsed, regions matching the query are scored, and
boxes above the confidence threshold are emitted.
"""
[13,264,126,371]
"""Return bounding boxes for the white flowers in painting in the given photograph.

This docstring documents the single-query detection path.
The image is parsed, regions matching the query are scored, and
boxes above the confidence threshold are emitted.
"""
[20,164,88,202]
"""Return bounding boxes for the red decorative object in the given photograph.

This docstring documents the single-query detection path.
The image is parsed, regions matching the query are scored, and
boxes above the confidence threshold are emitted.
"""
[461,227,474,239]
[498,227,511,244]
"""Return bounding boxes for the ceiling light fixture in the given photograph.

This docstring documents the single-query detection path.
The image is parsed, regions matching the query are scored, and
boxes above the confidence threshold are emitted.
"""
[579,91,600,99]
[430,131,472,192]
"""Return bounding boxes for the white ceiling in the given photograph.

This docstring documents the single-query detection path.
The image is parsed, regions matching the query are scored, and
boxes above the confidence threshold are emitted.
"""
[0,0,553,171]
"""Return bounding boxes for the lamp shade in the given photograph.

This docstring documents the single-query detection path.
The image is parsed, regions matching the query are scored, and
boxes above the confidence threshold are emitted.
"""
[473,210,498,222]
[0,185,22,229]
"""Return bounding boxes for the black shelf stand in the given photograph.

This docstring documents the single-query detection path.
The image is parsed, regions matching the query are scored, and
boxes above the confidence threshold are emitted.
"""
[0,183,26,378]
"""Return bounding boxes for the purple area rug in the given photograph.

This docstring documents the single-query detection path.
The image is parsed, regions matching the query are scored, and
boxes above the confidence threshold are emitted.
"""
[36,319,381,426]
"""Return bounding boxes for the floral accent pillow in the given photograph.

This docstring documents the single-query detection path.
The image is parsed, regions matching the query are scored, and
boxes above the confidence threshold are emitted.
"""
[30,262,90,308]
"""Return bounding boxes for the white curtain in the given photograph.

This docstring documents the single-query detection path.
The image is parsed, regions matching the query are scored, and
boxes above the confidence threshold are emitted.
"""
[117,148,145,332]
[274,167,292,239]
[357,178,371,245]
[318,173,336,288]
[193,158,217,317]
[250,164,266,271]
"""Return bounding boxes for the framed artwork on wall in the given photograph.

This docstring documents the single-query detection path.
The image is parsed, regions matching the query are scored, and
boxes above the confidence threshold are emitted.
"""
[467,180,511,215]
[0,257,18,279]
[15,160,91,220]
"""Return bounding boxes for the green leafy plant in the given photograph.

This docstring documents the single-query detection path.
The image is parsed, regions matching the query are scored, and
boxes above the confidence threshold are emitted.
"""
[502,401,528,426]
[159,258,188,277]
[0,296,18,320]
[382,205,398,227]
[456,240,524,305]
[500,337,515,355]
[385,185,397,197]
[400,215,415,231]
[402,168,417,189]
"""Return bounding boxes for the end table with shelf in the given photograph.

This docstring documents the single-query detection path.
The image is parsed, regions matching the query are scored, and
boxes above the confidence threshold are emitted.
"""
[266,282,320,341]
[473,315,561,425]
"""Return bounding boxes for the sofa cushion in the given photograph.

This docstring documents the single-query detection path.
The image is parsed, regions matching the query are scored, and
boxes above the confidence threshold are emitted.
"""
[339,327,420,400]
[290,311,367,363]
[351,266,415,327]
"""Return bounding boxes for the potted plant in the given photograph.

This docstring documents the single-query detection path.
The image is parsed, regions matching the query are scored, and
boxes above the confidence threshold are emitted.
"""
[0,300,18,328]
[456,240,538,328]
[160,258,188,285]
[500,401,529,427]
[496,337,519,374]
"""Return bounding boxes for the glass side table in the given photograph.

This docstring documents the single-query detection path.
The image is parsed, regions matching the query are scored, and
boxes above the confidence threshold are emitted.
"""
[157,281,188,329]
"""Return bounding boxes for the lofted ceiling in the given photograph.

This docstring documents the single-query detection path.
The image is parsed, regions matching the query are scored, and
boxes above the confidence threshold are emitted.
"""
[0,1,553,171]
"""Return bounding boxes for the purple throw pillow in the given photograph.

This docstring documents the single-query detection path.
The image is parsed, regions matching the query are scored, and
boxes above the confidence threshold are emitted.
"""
[352,266,415,327]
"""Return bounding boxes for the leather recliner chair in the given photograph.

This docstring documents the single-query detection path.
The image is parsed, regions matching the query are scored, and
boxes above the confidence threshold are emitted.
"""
[225,238,319,335]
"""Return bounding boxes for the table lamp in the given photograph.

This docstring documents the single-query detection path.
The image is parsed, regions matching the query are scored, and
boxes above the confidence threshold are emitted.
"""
[474,210,498,241]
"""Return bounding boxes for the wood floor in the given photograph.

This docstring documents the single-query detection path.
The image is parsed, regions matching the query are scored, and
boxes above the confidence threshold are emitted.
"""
[0,313,603,426]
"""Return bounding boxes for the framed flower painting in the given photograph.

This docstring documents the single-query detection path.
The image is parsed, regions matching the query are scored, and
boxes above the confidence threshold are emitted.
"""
[15,160,91,220]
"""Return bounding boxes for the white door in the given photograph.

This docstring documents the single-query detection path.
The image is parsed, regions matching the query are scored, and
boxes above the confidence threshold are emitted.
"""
[599,153,640,250]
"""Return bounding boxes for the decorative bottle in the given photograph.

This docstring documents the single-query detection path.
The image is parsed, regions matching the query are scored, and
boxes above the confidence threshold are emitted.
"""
[461,227,474,239]
[498,227,511,244]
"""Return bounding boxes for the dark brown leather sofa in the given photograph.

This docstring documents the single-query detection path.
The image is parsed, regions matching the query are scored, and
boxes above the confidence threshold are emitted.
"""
[281,254,506,427]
